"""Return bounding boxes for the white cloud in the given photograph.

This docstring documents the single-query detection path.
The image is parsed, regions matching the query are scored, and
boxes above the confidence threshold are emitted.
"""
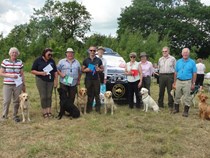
[0,0,209,37]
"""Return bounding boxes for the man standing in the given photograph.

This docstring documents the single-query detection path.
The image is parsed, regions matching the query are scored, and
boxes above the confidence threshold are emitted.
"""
[82,46,104,113]
[57,48,81,103]
[173,48,197,117]
[158,47,176,111]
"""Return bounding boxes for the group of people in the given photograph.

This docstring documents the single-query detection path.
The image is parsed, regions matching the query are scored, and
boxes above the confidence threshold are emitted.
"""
[0,46,205,122]
[0,46,106,122]
[126,47,205,117]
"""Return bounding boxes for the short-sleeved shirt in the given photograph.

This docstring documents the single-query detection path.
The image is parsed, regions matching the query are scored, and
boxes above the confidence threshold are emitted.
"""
[139,61,154,77]
[1,59,23,84]
[126,61,140,82]
[175,58,197,80]
[158,55,176,73]
[31,56,57,82]
[57,58,81,86]
[82,56,103,80]
[196,63,205,74]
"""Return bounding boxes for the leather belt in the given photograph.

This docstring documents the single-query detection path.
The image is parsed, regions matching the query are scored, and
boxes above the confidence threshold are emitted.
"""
[159,73,174,75]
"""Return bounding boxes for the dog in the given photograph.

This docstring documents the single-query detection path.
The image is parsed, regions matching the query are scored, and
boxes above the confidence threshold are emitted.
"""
[140,88,159,112]
[170,86,199,107]
[197,93,210,120]
[57,88,80,119]
[104,91,117,115]
[19,93,30,122]
[74,87,88,114]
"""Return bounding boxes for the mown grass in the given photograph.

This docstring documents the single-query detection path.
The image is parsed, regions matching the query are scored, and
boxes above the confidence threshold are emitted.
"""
[0,73,210,158]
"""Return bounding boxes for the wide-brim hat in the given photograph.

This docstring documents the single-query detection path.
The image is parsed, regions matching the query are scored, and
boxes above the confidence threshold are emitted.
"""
[97,46,105,51]
[140,52,148,57]
[66,48,74,53]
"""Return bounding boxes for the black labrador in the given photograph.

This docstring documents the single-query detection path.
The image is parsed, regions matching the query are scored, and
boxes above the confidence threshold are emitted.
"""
[57,88,80,119]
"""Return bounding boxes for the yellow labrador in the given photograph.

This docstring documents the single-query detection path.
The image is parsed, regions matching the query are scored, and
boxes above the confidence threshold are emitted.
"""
[19,93,30,122]
[75,87,88,114]
[104,91,117,115]
[140,88,159,112]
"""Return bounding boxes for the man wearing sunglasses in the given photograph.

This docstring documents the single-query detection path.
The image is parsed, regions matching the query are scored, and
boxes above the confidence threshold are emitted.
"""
[82,46,104,113]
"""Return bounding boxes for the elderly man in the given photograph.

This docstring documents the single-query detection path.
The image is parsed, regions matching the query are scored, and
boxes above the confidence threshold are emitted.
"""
[158,47,176,111]
[173,48,197,117]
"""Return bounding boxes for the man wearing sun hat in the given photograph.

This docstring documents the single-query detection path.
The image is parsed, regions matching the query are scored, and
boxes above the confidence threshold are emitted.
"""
[57,48,81,103]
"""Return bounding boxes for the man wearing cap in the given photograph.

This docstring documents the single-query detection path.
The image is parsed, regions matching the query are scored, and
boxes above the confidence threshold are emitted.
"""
[173,48,197,117]
[82,46,104,113]
[158,46,176,111]
[97,46,107,84]
[57,48,81,103]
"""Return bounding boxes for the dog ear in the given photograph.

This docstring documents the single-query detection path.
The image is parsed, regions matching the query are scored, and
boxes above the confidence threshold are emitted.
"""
[205,96,208,99]
[19,94,23,101]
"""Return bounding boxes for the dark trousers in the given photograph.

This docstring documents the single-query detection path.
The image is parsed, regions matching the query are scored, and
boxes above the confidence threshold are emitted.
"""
[128,80,142,108]
[195,74,204,86]
[85,79,101,112]
[158,74,174,108]
[142,76,151,95]
[59,83,77,103]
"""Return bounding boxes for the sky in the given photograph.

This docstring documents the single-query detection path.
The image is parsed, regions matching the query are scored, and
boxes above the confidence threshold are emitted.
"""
[0,0,210,37]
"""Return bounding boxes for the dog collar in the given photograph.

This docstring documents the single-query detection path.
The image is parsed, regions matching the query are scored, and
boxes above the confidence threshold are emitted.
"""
[142,94,149,100]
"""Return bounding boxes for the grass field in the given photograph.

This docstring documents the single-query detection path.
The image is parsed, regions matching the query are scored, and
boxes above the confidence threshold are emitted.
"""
[0,73,210,158]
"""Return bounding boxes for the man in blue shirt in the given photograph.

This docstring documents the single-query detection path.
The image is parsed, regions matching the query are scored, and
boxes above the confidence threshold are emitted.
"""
[57,48,81,103]
[173,48,197,117]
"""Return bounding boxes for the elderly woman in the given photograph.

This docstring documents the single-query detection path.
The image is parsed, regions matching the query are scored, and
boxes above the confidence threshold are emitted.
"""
[125,52,143,109]
[31,48,58,118]
[139,52,154,95]
[0,47,25,122]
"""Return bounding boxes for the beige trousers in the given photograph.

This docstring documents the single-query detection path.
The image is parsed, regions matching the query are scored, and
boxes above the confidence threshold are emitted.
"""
[174,79,191,107]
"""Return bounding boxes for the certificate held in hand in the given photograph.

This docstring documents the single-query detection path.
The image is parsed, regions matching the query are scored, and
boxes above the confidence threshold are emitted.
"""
[88,64,96,75]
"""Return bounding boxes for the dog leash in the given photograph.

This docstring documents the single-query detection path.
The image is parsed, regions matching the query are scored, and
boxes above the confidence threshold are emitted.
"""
[54,87,59,113]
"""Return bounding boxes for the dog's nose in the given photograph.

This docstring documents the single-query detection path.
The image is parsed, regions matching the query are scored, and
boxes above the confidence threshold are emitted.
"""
[25,99,28,101]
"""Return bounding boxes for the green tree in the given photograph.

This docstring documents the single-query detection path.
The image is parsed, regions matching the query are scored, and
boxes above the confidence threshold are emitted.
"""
[117,0,210,55]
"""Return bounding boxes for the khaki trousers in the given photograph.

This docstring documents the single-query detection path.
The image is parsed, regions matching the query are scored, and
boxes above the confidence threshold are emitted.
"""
[174,79,191,106]
[2,84,23,118]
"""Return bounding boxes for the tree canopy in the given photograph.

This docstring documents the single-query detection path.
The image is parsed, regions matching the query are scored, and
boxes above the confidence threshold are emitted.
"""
[117,0,210,56]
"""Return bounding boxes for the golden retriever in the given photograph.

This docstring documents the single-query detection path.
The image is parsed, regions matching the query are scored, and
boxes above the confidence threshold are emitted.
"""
[75,87,88,114]
[198,93,210,120]
[104,91,117,115]
[19,93,30,122]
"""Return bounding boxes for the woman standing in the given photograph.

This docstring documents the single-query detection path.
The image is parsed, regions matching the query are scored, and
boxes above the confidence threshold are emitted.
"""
[31,48,58,118]
[139,52,154,95]
[125,52,143,109]
[0,47,25,122]
[195,58,206,90]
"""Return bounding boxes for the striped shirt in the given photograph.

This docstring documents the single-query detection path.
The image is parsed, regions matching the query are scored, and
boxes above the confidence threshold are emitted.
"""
[1,59,23,84]
[158,55,176,74]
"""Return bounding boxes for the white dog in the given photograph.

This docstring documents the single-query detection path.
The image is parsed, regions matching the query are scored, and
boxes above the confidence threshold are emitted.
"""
[19,93,30,122]
[140,88,159,112]
[104,91,117,115]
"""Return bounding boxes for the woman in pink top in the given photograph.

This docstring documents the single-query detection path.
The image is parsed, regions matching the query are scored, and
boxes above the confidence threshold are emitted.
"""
[139,52,154,95]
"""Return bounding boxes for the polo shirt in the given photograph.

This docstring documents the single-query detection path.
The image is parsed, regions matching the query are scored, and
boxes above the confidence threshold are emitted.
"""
[82,56,103,80]
[1,59,23,84]
[31,56,57,82]
[175,58,197,80]
[57,58,81,86]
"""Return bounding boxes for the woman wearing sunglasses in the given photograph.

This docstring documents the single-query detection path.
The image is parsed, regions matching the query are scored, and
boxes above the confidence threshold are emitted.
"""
[31,48,58,118]
[125,52,143,109]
